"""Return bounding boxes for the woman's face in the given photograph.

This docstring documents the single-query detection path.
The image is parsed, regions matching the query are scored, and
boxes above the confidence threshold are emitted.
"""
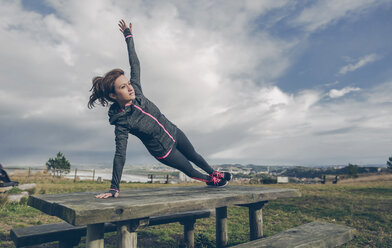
[110,75,135,106]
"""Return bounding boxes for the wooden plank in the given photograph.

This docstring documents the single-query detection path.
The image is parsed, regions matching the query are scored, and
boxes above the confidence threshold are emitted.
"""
[28,186,300,225]
[10,222,83,247]
[231,222,356,248]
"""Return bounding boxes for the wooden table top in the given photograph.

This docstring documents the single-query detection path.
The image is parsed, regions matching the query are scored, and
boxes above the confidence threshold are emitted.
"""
[28,186,300,225]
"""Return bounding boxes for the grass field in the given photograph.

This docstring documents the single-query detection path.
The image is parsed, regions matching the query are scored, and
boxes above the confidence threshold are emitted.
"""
[0,172,391,247]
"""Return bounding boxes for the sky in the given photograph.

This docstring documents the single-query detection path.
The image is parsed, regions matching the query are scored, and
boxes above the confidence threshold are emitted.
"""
[1,0,391,168]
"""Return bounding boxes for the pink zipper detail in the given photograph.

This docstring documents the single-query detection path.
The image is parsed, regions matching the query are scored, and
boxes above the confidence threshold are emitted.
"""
[132,104,176,142]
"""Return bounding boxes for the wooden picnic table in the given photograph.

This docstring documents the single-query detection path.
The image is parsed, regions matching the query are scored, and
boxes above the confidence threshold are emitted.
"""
[28,185,300,247]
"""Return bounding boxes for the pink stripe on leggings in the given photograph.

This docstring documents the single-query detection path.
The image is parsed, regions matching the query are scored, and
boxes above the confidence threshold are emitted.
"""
[156,147,173,160]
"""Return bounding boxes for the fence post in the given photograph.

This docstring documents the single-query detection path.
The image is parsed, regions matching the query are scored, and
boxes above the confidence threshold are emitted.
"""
[74,168,78,182]
[28,167,31,178]
[92,169,95,182]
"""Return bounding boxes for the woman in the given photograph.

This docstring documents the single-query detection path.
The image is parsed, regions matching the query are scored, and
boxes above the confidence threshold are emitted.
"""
[89,20,232,198]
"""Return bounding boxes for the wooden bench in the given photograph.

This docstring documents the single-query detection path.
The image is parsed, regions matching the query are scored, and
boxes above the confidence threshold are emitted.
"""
[231,221,355,248]
[10,209,213,248]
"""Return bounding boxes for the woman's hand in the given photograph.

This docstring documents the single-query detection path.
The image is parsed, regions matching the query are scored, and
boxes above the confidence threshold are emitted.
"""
[118,19,132,34]
[95,192,119,199]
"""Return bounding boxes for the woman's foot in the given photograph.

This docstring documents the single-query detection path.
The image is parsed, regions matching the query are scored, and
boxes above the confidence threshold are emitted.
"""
[211,171,232,181]
[206,177,228,187]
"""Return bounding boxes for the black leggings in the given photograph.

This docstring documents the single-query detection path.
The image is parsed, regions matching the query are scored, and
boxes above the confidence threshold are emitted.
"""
[157,128,214,182]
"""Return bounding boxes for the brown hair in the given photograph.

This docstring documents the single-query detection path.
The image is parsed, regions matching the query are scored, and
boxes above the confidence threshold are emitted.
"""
[88,68,124,109]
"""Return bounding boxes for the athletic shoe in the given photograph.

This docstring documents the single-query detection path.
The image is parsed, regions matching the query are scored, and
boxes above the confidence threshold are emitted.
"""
[206,176,228,187]
[211,171,232,181]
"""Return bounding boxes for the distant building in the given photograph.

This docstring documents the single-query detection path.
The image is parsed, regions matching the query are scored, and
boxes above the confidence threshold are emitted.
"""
[277,176,289,184]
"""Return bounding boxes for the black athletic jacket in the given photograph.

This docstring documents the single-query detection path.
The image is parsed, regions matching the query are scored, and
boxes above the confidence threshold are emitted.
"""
[108,28,177,191]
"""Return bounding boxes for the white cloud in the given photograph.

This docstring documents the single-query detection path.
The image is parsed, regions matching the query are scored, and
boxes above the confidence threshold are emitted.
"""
[328,87,361,98]
[292,0,380,32]
[210,81,392,165]
[338,54,380,75]
[0,0,391,167]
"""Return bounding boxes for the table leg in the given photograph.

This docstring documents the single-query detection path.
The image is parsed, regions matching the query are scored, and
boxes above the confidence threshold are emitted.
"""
[180,219,196,248]
[246,201,268,240]
[117,224,136,248]
[86,223,104,248]
[216,206,228,248]
[116,218,149,248]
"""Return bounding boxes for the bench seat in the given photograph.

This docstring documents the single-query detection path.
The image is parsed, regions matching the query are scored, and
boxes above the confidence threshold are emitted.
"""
[231,221,355,248]
[11,209,213,247]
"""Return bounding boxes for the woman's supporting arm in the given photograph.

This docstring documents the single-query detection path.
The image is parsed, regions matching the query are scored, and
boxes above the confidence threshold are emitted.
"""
[119,20,142,94]
[110,124,129,192]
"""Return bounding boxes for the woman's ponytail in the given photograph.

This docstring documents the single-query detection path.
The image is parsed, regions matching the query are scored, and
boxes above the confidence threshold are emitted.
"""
[88,76,106,108]
[88,68,125,109]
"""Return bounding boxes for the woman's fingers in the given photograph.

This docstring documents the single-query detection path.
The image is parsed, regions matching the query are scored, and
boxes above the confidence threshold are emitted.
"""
[95,193,111,198]
[118,19,126,32]
[95,192,119,198]
[118,19,132,33]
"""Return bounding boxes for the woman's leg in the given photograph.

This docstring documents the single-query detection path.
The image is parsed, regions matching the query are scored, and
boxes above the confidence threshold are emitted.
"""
[158,148,211,182]
[175,128,215,175]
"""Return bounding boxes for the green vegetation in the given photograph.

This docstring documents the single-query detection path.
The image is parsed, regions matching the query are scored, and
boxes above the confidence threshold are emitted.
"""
[0,173,391,247]
[45,152,71,175]
[5,187,23,195]
[347,163,359,178]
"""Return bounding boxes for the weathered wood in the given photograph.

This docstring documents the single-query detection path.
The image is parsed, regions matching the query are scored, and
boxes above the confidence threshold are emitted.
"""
[216,207,228,248]
[86,223,104,248]
[117,224,135,248]
[11,210,213,247]
[238,201,268,240]
[10,222,83,247]
[231,222,356,248]
[28,186,300,226]
[116,218,149,248]
[180,219,196,248]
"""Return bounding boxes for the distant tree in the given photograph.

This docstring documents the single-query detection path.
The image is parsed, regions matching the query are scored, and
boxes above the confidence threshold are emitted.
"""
[387,156,392,170]
[347,163,358,178]
[46,152,71,176]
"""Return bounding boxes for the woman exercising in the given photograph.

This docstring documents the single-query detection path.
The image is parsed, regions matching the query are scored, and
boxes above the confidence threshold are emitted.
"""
[89,20,231,198]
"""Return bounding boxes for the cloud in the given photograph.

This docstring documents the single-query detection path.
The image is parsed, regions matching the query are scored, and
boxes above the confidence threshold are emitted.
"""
[292,0,380,32]
[0,0,391,167]
[209,81,392,165]
[0,0,297,166]
[328,87,361,98]
[338,54,380,75]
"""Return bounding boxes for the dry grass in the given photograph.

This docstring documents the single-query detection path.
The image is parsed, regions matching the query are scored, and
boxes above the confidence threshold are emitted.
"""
[339,173,392,184]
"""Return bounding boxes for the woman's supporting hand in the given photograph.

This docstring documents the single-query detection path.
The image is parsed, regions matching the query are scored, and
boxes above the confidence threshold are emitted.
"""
[95,192,119,199]
[118,19,132,34]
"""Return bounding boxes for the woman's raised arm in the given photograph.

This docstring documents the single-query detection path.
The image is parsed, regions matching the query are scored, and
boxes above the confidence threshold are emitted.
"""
[118,19,142,94]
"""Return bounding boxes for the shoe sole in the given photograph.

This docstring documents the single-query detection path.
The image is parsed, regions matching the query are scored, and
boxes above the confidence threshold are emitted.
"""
[206,180,228,188]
